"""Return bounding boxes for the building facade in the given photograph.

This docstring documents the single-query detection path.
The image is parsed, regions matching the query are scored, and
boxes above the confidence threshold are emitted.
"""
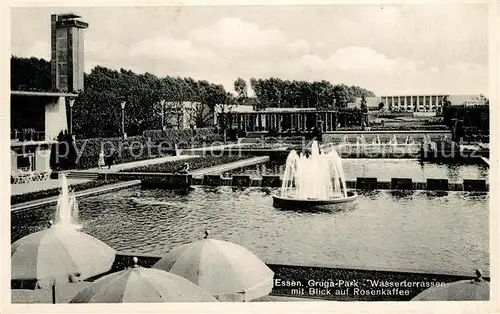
[379,95,447,113]
[11,13,88,180]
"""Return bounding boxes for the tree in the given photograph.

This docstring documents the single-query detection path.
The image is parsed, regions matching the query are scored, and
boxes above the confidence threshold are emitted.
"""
[360,95,368,112]
[233,77,248,105]
[11,56,52,91]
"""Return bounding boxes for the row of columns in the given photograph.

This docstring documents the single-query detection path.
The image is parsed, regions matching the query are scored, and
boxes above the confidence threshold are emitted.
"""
[228,112,357,132]
[381,95,444,112]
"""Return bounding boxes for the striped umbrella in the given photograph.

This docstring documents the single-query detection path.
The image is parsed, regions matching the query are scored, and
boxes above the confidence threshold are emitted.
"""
[71,258,217,303]
[152,231,274,302]
[412,269,489,301]
[11,226,116,303]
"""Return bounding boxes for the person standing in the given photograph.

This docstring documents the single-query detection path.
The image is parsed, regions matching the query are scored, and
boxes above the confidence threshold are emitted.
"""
[98,150,105,169]
[313,121,324,143]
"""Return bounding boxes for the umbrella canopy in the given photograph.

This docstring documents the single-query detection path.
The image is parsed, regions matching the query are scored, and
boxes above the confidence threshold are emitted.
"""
[71,258,217,303]
[412,270,489,301]
[152,233,274,302]
[11,226,116,289]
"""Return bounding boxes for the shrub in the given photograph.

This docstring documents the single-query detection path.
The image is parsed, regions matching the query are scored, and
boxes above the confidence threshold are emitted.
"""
[143,128,223,146]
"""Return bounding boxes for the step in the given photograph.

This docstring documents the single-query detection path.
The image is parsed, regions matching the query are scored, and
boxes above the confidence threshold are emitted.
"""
[66,172,99,180]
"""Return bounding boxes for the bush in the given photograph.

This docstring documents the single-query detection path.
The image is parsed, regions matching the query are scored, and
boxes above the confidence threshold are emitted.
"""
[72,136,161,170]
[11,179,119,205]
[143,128,224,147]
[122,155,250,173]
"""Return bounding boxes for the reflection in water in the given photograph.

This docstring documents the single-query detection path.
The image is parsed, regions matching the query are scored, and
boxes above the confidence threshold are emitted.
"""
[11,187,489,275]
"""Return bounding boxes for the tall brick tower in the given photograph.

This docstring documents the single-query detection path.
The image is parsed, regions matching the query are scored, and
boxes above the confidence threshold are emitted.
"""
[51,13,88,92]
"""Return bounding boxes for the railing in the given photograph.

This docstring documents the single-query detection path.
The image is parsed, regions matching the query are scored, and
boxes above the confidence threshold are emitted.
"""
[11,130,46,142]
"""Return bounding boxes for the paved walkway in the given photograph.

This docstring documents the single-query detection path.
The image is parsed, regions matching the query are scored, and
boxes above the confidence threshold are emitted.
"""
[481,157,490,167]
[11,155,197,196]
[81,155,198,173]
[11,178,91,196]
[190,156,270,176]
[11,143,250,197]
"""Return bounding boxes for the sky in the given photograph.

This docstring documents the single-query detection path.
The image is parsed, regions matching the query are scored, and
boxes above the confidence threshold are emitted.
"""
[10,4,490,96]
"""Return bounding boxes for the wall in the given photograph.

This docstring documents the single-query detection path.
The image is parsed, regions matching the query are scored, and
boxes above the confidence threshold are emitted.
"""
[10,150,17,171]
[35,147,51,171]
[44,96,68,140]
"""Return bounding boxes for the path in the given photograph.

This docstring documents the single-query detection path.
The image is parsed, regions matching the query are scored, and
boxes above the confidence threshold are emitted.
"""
[481,157,490,167]
[11,178,91,196]
[80,155,198,173]
[190,156,270,176]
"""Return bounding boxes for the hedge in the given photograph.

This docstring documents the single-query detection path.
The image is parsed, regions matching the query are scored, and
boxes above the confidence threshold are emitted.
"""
[11,179,120,205]
[59,128,227,170]
[121,155,250,173]
[143,128,224,147]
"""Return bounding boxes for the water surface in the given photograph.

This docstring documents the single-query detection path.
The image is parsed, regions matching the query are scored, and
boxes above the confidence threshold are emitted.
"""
[12,186,489,274]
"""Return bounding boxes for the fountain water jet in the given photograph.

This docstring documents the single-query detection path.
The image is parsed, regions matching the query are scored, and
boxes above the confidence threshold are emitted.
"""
[372,134,381,145]
[341,135,349,145]
[356,135,367,146]
[273,141,357,209]
[54,174,82,229]
[388,134,398,145]
[405,135,415,145]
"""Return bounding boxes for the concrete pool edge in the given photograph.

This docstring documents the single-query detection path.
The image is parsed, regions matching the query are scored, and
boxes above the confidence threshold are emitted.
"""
[11,180,141,212]
[110,251,489,301]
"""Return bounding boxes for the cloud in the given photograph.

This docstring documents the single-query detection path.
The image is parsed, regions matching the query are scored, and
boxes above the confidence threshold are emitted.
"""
[189,17,287,50]
[10,8,488,96]
[129,36,216,62]
[189,17,310,55]
[12,41,50,60]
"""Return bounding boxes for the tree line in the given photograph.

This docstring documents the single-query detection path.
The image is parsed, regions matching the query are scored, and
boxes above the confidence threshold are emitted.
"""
[11,56,375,138]
[247,78,375,109]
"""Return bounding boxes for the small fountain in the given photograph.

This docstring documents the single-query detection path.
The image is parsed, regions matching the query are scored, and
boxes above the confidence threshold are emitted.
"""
[53,174,81,229]
[423,134,437,150]
[341,135,349,145]
[405,135,415,145]
[273,141,357,209]
[388,134,398,145]
[372,134,381,145]
[356,135,367,146]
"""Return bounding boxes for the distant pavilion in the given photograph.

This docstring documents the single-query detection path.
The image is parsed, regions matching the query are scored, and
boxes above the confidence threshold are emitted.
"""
[219,108,366,133]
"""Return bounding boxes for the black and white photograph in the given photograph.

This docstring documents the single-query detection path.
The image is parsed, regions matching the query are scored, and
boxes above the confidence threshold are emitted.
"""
[2,0,498,311]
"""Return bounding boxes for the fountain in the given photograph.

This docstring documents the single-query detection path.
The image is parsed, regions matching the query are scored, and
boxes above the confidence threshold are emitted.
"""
[341,135,349,145]
[405,134,415,145]
[356,135,367,146]
[53,174,81,229]
[388,134,398,145]
[372,134,381,145]
[423,134,437,150]
[273,141,357,209]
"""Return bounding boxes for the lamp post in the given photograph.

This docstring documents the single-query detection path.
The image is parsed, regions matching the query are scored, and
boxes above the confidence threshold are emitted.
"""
[160,100,165,131]
[68,98,75,135]
[121,101,126,139]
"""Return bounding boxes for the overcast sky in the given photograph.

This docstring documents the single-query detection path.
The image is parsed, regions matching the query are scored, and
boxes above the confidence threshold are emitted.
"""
[11,4,489,96]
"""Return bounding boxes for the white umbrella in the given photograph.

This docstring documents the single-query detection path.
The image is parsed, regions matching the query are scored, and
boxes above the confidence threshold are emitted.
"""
[412,269,489,301]
[11,226,116,303]
[152,231,274,302]
[71,257,217,303]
